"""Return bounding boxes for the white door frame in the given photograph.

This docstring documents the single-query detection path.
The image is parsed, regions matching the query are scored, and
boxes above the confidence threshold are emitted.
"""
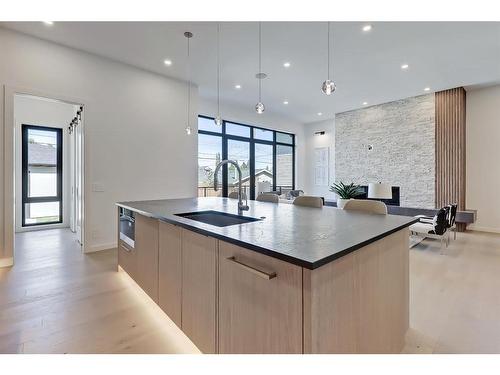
[3,85,88,265]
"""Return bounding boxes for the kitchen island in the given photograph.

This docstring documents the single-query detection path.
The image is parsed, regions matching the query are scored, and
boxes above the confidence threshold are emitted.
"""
[116,197,417,354]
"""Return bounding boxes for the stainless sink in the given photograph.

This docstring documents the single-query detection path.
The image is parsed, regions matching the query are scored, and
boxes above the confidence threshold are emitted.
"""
[175,210,262,227]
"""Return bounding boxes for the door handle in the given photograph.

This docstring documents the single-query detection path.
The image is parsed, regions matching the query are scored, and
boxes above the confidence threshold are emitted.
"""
[226,256,277,280]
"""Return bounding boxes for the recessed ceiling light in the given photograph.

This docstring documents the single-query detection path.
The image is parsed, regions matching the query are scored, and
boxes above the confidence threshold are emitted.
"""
[163,59,172,66]
[362,24,372,32]
[424,87,431,92]
[43,21,54,26]
[317,112,323,116]
[363,102,368,105]
[235,84,242,89]
[401,64,409,70]
[283,101,289,105]
[283,62,291,68]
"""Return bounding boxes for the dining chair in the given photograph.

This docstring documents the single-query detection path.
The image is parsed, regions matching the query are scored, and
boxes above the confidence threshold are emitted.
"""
[343,199,388,214]
[293,195,323,208]
[256,193,279,203]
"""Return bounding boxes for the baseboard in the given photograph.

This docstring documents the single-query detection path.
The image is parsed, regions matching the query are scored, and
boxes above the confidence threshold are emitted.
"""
[468,225,500,234]
[0,257,14,268]
[85,242,117,253]
[16,223,69,233]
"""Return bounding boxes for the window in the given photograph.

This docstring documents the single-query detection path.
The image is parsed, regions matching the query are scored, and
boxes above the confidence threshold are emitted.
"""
[225,122,251,138]
[254,127,273,141]
[276,144,294,189]
[22,125,63,226]
[227,139,250,197]
[276,132,294,144]
[254,143,273,195]
[198,116,222,133]
[198,133,222,197]
[197,115,295,199]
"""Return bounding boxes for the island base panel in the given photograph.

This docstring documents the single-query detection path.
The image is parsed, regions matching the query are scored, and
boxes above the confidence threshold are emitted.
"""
[134,214,159,303]
[181,229,218,354]
[218,241,303,354]
[158,221,182,328]
[303,228,409,354]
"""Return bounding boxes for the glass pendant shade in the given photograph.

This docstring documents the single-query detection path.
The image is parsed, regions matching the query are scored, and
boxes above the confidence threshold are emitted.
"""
[322,79,336,95]
[214,23,223,128]
[322,23,337,96]
[255,102,265,114]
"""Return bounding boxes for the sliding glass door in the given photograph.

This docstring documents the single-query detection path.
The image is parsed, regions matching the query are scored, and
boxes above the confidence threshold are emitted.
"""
[22,125,63,226]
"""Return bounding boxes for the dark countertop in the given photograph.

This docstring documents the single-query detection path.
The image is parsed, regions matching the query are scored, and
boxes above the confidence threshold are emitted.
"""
[117,197,417,270]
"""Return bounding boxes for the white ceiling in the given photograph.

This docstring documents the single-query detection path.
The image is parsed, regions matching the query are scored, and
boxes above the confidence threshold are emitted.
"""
[2,21,500,123]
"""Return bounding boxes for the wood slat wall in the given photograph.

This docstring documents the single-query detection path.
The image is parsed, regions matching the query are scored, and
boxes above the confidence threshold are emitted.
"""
[435,87,467,231]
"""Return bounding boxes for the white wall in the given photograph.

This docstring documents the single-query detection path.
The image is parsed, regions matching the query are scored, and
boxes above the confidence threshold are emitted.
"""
[14,95,77,232]
[302,119,336,199]
[466,85,500,233]
[198,98,306,189]
[0,27,198,260]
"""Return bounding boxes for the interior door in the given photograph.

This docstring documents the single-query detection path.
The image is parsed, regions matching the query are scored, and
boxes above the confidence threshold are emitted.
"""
[75,119,83,245]
[69,126,76,232]
[21,125,63,227]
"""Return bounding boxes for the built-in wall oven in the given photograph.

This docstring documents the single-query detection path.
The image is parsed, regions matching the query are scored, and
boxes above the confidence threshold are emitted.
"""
[119,207,135,249]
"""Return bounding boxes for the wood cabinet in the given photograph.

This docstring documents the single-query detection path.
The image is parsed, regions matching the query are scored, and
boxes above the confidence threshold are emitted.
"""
[181,229,218,354]
[118,239,137,280]
[158,221,182,328]
[134,214,159,302]
[218,241,303,354]
[118,211,409,354]
[302,229,409,354]
[117,208,137,280]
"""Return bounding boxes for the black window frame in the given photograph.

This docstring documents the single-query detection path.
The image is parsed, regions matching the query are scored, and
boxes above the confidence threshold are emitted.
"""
[197,115,296,200]
[22,124,63,227]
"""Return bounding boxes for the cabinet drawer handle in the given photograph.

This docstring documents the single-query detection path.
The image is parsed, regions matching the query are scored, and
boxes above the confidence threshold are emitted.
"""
[226,256,277,280]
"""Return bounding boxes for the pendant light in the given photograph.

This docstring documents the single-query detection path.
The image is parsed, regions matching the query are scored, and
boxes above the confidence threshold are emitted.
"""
[214,23,222,126]
[321,22,336,95]
[255,22,266,114]
[185,31,193,135]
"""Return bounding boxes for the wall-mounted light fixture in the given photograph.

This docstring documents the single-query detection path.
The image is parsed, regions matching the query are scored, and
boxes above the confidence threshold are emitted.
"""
[68,105,84,134]
[314,131,326,136]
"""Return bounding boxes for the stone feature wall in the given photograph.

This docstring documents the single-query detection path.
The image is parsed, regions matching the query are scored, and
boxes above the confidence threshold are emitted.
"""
[335,94,435,208]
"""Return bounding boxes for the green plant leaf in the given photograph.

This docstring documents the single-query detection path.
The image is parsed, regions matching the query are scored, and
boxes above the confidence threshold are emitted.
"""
[329,181,363,199]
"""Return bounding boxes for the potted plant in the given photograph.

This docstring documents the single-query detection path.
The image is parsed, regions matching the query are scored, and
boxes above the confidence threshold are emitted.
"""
[329,181,363,209]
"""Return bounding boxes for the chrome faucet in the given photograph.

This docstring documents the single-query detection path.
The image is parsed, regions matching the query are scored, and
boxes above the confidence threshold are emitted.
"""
[214,160,249,213]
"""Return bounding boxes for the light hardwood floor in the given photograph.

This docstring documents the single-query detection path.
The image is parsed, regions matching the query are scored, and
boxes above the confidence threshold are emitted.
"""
[0,229,199,354]
[1,228,500,354]
[404,231,500,353]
